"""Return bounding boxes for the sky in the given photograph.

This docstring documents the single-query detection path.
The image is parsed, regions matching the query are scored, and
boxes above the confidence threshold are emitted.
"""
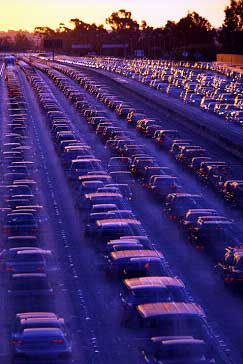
[0,0,230,32]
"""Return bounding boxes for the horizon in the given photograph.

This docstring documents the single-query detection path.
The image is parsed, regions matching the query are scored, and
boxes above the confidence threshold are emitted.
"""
[0,0,229,32]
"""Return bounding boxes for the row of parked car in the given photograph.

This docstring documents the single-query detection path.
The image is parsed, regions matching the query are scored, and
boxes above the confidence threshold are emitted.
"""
[59,56,243,126]
[41,59,243,276]
[2,65,72,363]
[21,57,234,363]
[55,57,243,210]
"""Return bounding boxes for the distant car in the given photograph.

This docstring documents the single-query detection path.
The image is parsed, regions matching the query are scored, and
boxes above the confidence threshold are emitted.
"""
[82,192,125,210]
[69,158,102,180]
[181,209,218,234]
[190,218,234,254]
[165,194,204,221]
[216,247,243,284]
[92,218,145,244]
[149,175,182,200]
[221,180,243,207]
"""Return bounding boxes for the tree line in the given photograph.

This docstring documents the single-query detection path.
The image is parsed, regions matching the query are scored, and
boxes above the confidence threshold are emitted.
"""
[0,0,242,60]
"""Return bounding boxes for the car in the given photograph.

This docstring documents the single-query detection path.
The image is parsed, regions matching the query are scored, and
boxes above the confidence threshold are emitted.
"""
[142,167,174,187]
[93,218,145,243]
[106,250,166,279]
[131,302,207,339]
[215,247,243,285]
[142,336,214,364]
[12,316,66,342]
[121,276,187,308]
[85,210,135,234]
[181,209,218,233]
[154,130,179,148]
[69,158,102,180]
[190,218,235,254]
[79,180,105,196]
[11,327,72,362]
[149,176,182,200]
[1,248,55,274]
[82,192,125,210]
[221,180,243,207]
[3,213,39,236]
[8,273,53,298]
[165,194,204,221]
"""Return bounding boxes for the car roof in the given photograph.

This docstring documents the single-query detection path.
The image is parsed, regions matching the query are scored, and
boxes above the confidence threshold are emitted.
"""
[96,218,141,227]
[12,273,47,278]
[22,327,63,337]
[20,317,62,324]
[85,192,123,198]
[137,302,204,318]
[124,276,184,290]
[16,312,57,319]
[111,250,163,260]
[150,336,205,346]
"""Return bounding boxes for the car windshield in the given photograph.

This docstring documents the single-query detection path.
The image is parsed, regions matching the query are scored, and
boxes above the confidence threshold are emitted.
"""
[12,278,49,290]
[7,215,35,225]
[155,343,206,360]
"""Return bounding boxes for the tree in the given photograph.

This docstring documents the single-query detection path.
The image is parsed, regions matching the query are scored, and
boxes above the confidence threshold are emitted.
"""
[223,0,243,31]
[106,9,139,32]
[0,36,12,51]
[14,32,33,51]
[161,12,215,60]
[34,26,55,35]
[221,0,243,53]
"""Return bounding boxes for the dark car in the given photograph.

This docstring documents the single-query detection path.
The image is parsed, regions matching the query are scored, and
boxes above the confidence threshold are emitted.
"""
[106,250,166,279]
[181,209,218,234]
[149,176,182,200]
[121,276,187,308]
[216,247,243,285]
[11,327,72,362]
[190,218,234,254]
[3,213,39,236]
[165,194,204,221]
[142,336,214,364]
[221,180,243,207]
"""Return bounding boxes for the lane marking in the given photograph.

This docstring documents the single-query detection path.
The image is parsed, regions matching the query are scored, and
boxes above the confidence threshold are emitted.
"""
[0,64,4,77]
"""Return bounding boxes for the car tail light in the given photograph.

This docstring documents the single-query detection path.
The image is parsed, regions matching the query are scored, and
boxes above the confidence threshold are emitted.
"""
[224,277,234,282]
[11,339,22,345]
[31,228,38,233]
[3,228,10,233]
[196,245,205,250]
[52,338,64,344]
[168,215,177,220]
[144,263,149,269]
[5,266,13,271]
[36,266,45,271]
